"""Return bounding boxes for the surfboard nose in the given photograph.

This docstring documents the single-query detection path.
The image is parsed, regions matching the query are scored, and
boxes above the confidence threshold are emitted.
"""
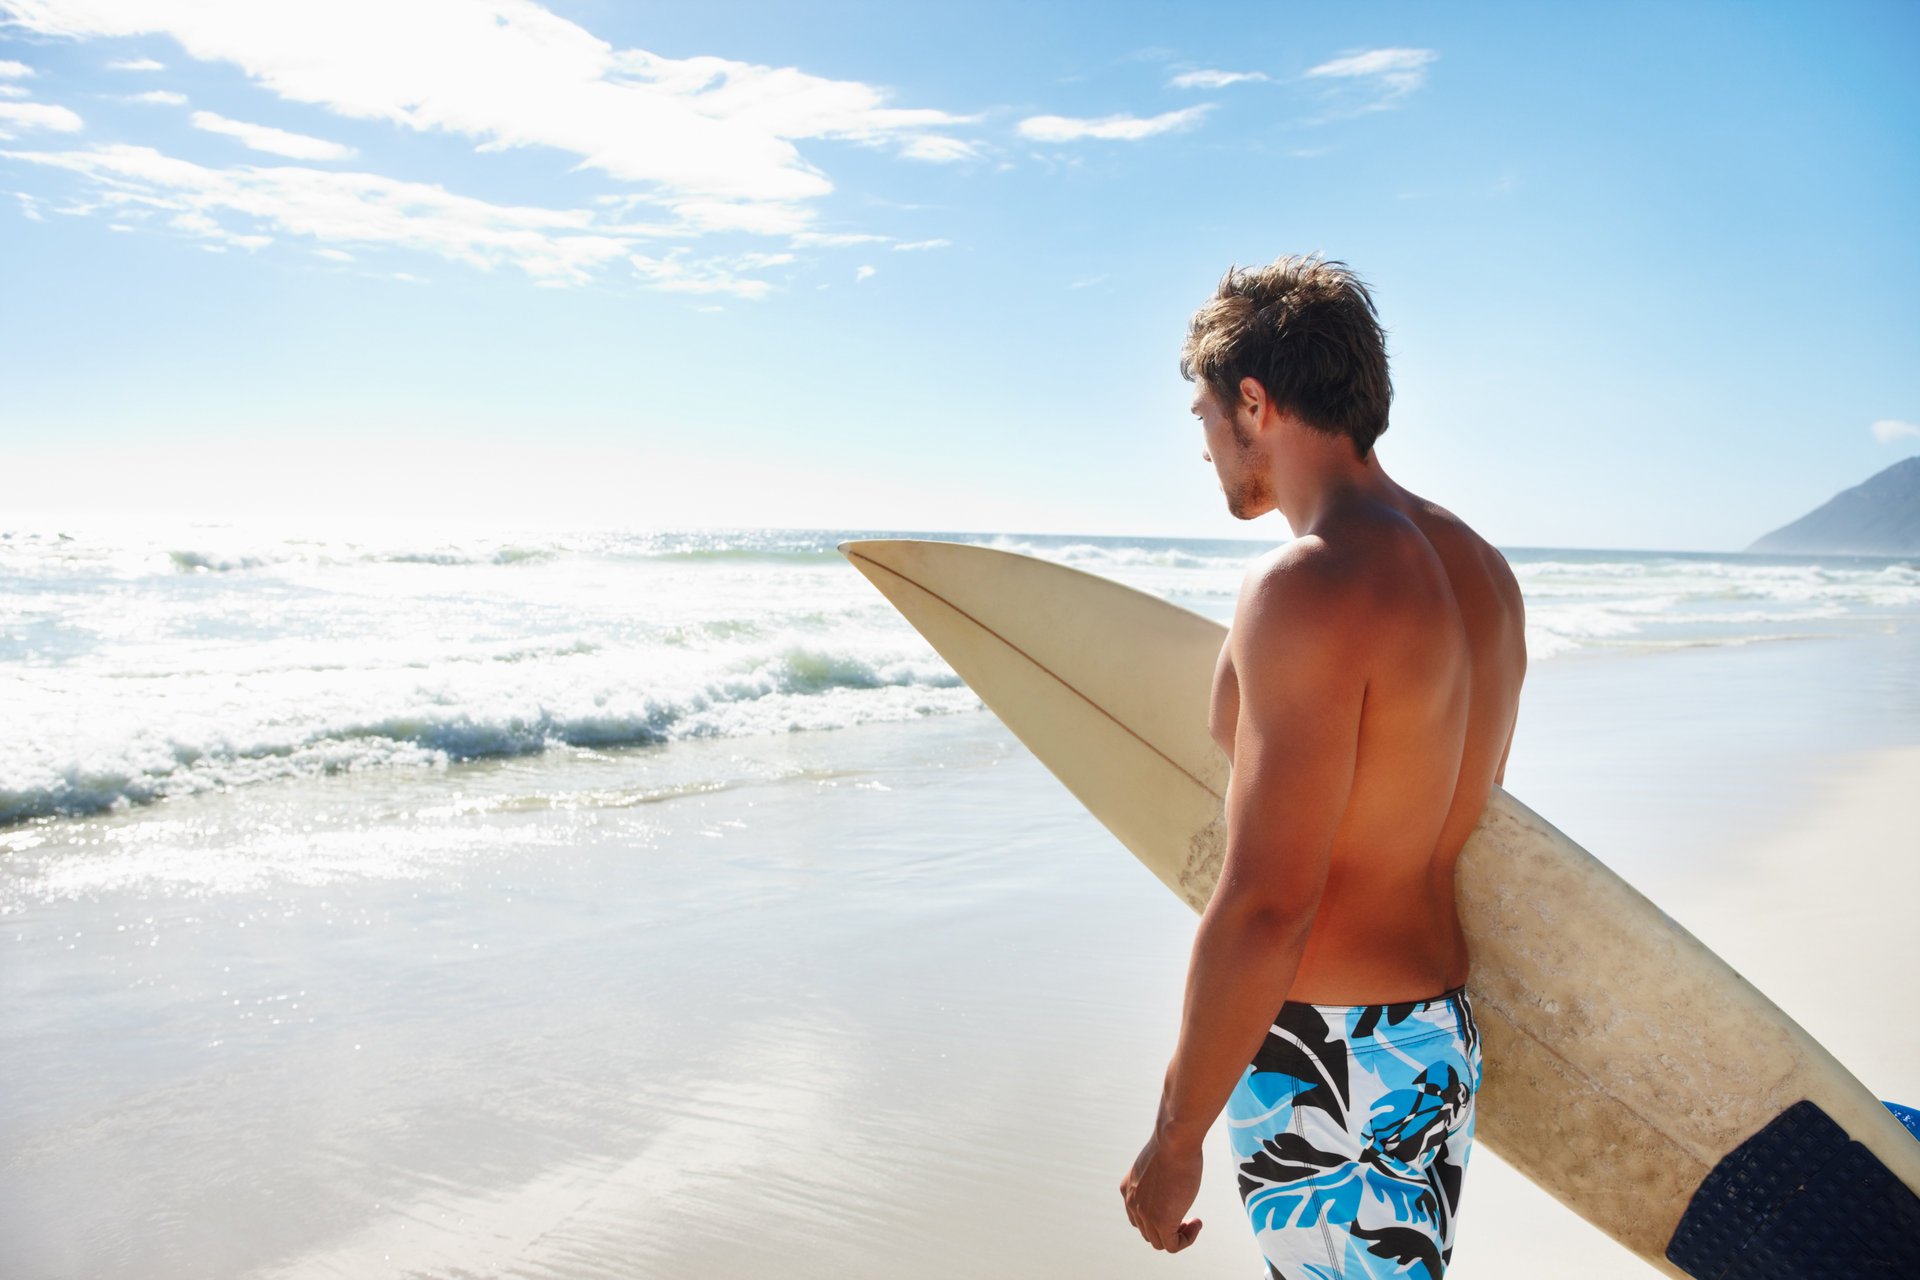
[837,539,905,558]
[838,539,933,579]
[838,539,924,602]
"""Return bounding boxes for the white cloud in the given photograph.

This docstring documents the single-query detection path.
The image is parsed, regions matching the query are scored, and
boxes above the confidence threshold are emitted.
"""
[789,230,888,248]
[0,60,34,78]
[1302,47,1437,113]
[2,143,650,284]
[898,133,978,162]
[191,109,354,160]
[1870,419,1920,444]
[1067,273,1107,290]
[892,238,949,251]
[1169,69,1267,90]
[14,190,45,219]
[169,207,269,249]
[0,101,84,136]
[854,263,875,281]
[128,89,186,105]
[664,197,812,236]
[312,246,352,261]
[1016,104,1210,142]
[0,84,28,98]
[627,248,788,299]
[108,56,165,71]
[5,0,976,224]
[1305,47,1437,81]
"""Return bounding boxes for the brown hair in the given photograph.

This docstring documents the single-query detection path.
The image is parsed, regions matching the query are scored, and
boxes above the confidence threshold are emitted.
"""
[1180,255,1392,459]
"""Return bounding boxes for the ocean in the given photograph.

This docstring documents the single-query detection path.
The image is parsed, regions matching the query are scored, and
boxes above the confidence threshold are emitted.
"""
[5,520,1917,829]
[4,519,1919,1279]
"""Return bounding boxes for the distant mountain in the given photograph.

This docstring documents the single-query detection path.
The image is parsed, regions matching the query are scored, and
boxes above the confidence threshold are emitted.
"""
[1748,455,1920,556]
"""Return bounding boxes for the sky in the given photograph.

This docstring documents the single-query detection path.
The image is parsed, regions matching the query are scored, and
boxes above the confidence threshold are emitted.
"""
[1,0,1916,549]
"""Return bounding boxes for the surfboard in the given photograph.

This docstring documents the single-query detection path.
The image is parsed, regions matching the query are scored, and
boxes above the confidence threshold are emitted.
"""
[841,537,1920,1278]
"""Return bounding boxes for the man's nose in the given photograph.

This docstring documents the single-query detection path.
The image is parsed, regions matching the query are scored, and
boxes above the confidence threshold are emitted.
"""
[1201,450,1212,463]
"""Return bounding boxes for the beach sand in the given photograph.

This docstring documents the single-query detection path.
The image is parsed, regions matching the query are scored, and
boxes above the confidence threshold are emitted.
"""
[4,629,1918,1278]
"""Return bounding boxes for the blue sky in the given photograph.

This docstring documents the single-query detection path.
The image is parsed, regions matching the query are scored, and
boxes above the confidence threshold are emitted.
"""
[2,0,1915,549]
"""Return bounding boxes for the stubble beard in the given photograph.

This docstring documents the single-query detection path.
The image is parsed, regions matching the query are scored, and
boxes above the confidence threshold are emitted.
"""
[1223,421,1272,520]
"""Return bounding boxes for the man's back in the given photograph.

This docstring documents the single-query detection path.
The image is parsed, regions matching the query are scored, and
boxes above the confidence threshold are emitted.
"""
[1209,485,1526,1004]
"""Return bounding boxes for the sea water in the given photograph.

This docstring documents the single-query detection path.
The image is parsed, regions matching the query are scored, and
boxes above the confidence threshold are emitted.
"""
[5,519,1917,829]
[3,519,1919,1279]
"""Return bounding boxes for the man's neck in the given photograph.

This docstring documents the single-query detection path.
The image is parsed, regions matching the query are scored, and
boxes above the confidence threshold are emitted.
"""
[1273,445,1398,536]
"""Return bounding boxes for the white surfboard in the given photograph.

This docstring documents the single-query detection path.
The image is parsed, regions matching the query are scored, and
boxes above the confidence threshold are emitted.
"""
[842,537,1920,1278]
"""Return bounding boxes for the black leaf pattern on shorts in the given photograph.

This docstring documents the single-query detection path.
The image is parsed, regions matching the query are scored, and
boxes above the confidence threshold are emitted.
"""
[1352,1221,1445,1277]
[1255,1002,1350,1126]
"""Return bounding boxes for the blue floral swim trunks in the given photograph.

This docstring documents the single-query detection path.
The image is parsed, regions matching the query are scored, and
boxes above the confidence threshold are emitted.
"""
[1226,987,1482,1279]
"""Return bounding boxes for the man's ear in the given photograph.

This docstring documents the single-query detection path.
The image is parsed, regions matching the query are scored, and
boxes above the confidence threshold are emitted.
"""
[1237,376,1266,425]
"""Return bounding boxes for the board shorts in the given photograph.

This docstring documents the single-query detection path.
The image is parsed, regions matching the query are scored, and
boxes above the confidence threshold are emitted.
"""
[1226,987,1482,1279]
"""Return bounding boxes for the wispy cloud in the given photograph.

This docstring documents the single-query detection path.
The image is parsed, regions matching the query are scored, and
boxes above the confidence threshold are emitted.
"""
[897,134,979,162]
[2,143,656,285]
[0,84,28,99]
[0,101,84,137]
[1016,104,1210,143]
[892,238,949,251]
[171,208,270,249]
[108,57,165,71]
[627,248,793,299]
[788,230,889,248]
[0,60,34,78]
[1303,47,1437,114]
[128,89,187,105]
[1169,69,1267,90]
[191,109,354,160]
[854,264,875,282]
[1871,419,1920,444]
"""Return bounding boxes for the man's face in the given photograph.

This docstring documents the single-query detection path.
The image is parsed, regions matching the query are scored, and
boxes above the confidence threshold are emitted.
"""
[1191,383,1271,520]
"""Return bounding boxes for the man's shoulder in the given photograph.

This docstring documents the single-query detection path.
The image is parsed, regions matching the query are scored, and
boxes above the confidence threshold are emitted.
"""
[1397,493,1524,611]
[1244,535,1350,598]
[1235,535,1387,643]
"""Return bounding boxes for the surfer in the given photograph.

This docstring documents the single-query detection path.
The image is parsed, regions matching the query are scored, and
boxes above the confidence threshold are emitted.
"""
[1120,256,1527,1276]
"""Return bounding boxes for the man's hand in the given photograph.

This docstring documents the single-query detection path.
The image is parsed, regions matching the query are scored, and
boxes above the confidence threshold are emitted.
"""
[1119,1128,1204,1253]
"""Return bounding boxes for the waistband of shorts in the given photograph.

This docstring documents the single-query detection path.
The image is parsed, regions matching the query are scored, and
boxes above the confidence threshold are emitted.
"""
[1284,985,1470,1018]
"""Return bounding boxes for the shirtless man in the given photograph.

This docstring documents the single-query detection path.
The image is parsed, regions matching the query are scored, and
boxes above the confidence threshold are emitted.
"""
[1120,257,1527,1278]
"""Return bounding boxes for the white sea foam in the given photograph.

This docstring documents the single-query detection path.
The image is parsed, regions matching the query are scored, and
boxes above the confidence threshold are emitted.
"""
[5,521,1916,823]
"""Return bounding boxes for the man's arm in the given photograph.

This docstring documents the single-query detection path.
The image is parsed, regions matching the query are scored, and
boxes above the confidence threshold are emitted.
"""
[1120,541,1369,1251]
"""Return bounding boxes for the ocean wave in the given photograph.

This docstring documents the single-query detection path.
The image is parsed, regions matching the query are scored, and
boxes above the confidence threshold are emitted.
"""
[968,534,1254,574]
[169,549,276,573]
[639,547,844,566]
[1514,557,1920,609]
[0,643,973,827]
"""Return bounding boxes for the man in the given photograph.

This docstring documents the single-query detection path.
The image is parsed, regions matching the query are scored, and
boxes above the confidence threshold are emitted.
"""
[1120,256,1527,1278]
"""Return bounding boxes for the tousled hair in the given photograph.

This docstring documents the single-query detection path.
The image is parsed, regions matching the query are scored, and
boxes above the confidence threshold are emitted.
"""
[1180,254,1392,460]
